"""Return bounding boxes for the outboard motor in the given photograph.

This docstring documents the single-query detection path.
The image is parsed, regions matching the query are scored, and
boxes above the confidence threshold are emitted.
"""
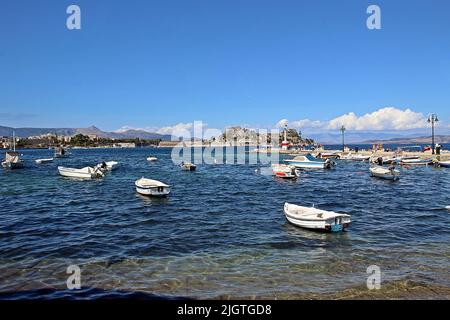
[377,157,383,166]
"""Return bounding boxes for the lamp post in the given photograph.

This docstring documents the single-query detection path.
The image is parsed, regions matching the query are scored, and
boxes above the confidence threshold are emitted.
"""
[427,113,439,154]
[340,125,346,152]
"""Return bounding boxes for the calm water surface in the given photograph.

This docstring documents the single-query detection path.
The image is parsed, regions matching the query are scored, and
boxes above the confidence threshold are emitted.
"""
[1,148,449,299]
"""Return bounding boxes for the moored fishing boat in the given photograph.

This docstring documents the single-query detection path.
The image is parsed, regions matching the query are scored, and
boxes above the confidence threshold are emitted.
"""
[2,132,24,169]
[272,164,299,179]
[284,153,334,169]
[284,203,351,232]
[340,153,370,161]
[316,152,340,159]
[2,152,24,169]
[369,166,400,181]
[400,158,434,166]
[181,162,196,171]
[58,165,105,179]
[135,177,171,196]
[35,158,54,164]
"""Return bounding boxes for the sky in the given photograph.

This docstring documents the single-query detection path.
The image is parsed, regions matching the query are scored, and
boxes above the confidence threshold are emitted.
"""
[0,0,449,138]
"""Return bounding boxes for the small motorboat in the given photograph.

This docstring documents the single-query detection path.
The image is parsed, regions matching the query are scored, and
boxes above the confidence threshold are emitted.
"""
[272,164,300,179]
[400,158,434,166]
[105,161,118,170]
[314,152,340,159]
[58,165,105,179]
[284,203,351,232]
[446,206,450,211]
[135,177,171,196]
[147,156,157,161]
[35,158,54,164]
[181,162,197,171]
[284,153,335,169]
[437,161,450,168]
[369,166,400,181]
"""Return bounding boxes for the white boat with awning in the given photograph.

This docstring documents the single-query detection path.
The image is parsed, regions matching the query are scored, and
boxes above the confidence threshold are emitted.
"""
[135,177,171,196]
[284,203,351,232]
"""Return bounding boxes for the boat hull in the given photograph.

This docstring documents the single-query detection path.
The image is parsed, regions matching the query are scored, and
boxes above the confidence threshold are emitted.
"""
[284,161,332,169]
[284,203,351,232]
[58,167,97,179]
[2,161,24,169]
[438,161,450,168]
[136,186,171,196]
[35,158,53,164]
[285,213,350,232]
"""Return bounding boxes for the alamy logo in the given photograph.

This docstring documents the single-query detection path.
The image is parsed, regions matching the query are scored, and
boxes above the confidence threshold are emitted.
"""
[66,5,81,30]
[366,5,381,30]
[66,265,81,289]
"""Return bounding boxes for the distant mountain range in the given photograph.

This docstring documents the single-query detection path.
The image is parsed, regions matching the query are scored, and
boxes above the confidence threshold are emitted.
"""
[361,135,450,145]
[308,130,450,144]
[0,125,174,140]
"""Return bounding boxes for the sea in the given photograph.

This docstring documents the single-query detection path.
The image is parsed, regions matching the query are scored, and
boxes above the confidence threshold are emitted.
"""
[0,146,449,299]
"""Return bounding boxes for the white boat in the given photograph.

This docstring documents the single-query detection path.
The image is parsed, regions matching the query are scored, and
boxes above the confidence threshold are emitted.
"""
[369,166,400,181]
[340,153,370,161]
[181,162,197,171]
[105,161,118,170]
[58,165,105,179]
[315,152,340,159]
[147,156,157,161]
[35,158,54,164]
[135,177,171,196]
[284,153,335,169]
[272,164,300,179]
[400,158,434,166]
[284,203,351,232]
[446,206,450,211]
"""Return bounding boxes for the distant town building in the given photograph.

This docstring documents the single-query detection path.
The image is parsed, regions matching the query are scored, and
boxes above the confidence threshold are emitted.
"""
[113,142,136,148]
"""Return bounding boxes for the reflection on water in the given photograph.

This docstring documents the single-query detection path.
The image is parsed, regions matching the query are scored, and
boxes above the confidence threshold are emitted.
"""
[0,148,449,299]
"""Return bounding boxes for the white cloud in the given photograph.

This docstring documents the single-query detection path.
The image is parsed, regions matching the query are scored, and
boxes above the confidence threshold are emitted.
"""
[276,119,289,128]
[291,119,325,129]
[278,107,430,132]
[326,107,427,130]
[156,122,193,136]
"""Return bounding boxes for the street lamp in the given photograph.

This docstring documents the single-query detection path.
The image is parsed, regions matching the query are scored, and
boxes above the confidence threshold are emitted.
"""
[340,125,346,152]
[427,113,439,154]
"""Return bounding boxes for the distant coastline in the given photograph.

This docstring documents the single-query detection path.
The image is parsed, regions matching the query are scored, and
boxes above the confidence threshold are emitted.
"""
[362,135,450,145]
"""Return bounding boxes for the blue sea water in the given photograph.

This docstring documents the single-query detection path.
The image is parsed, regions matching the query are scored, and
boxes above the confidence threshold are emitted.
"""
[0,147,449,299]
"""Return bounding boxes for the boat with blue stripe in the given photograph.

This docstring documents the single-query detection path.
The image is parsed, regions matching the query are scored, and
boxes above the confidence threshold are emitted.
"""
[284,153,335,169]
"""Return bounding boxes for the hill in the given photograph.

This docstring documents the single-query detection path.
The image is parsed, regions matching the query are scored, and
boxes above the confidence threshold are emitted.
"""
[0,125,173,141]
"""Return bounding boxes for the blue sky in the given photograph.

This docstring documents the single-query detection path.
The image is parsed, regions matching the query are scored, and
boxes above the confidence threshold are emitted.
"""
[0,0,449,135]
